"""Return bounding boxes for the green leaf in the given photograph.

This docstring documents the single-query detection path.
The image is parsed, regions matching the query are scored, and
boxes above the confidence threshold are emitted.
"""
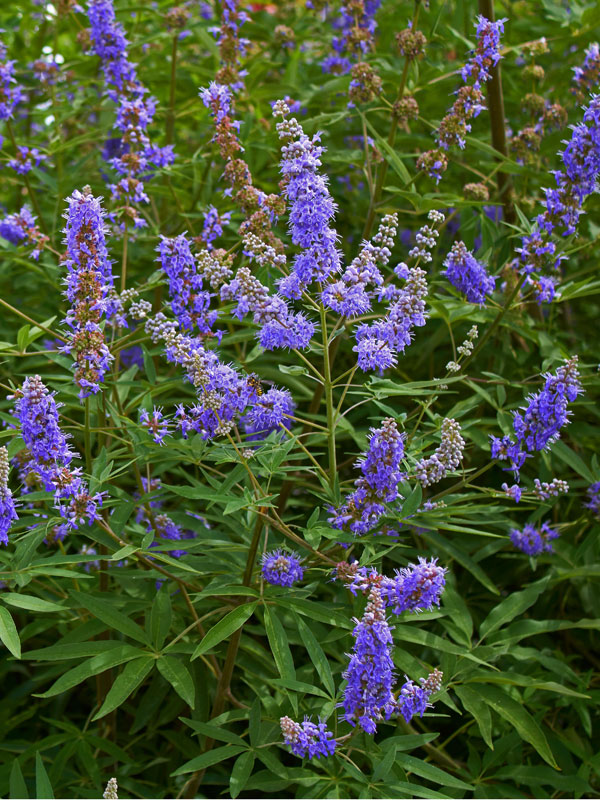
[394,753,472,790]
[92,656,154,720]
[479,576,549,640]
[17,324,30,353]
[10,760,28,799]
[551,440,596,483]
[264,606,295,681]
[270,678,329,698]
[2,593,65,613]
[35,753,54,799]
[442,584,473,642]
[36,645,144,698]
[477,684,558,768]
[230,751,255,799]
[171,745,246,776]
[467,671,590,699]
[372,744,397,783]
[181,718,246,747]
[191,602,257,660]
[423,531,499,595]
[454,685,494,749]
[24,640,126,661]
[156,655,195,708]
[150,585,172,649]
[249,697,261,747]
[0,605,21,658]
[295,614,335,696]
[399,482,423,520]
[70,591,150,645]
[392,624,487,665]
[362,113,413,185]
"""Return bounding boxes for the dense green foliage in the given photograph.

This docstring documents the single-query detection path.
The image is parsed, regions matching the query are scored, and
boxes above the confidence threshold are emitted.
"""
[0,1,599,798]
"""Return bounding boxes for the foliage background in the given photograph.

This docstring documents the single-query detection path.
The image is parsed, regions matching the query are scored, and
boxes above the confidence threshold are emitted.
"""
[0,0,599,798]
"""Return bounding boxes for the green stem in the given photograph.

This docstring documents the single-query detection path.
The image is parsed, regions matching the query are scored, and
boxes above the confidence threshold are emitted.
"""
[320,304,336,488]
[84,397,92,475]
[120,226,128,293]
[0,297,66,343]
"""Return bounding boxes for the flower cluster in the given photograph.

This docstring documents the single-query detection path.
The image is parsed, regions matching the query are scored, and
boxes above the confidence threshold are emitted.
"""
[12,375,105,539]
[510,93,567,165]
[157,234,216,334]
[201,205,231,250]
[87,0,175,225]
[491,357,582,476]
[144,323,267,441]
[261,549,304,586]
[103,778,119,800]
[8,145,46,175]
[415,418,465,487]
[273,100,341,298]
[443,241,496,304]
[201,83,283,249]
[0,446,18,545]
[0,205,48,259]
[517,94,600,301]
[330,418,406,535]
[342,587,396,732]
[322,214,397,319]
[134,478,196,559]
[572,43,600,102]
[534,477,569,500]
[341,582,444,733]
[0,42,23,119]
[140,407,170,445]
[379,558,447,614]
[418,16,504,182]
[510,521,559,556]
[243,387,296,440]
[220,248,315,350]
[209,0,249,89]
[280,716,336,759]
[352,211,445,372]
[348,62,382,105]
[396,669,443,723]
[584,482,600,519]
[318,0,381,77]
[61,188,114,398]
[336,557,447,615]
[200,82,242,162]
